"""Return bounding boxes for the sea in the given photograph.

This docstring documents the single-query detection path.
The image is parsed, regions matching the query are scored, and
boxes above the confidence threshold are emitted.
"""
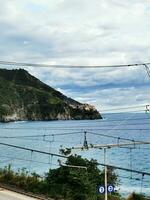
[0,112,150,197]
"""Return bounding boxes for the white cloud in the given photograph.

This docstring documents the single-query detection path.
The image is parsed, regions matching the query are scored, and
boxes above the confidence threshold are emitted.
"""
[0,0,150,63]
[57,86,150,112]
[0,0,150,110]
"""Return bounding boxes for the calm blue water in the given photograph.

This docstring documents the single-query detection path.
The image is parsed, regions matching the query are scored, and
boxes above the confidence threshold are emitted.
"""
[0,112,150,196]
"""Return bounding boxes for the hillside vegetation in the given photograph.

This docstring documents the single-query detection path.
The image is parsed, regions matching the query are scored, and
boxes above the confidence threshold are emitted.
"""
[0,69,101,122]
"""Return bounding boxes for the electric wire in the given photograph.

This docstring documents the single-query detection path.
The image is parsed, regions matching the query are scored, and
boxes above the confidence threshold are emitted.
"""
[72,117,150,123]
[118,175,150,184]
[0,60,150,68]
[0,131,82,139]
[100,105,149,112]
[0,126,150,141]
[82,128,150,131]
[0,142,68,158]
[0,128,150,132]
[97,162,150,176]
[88,131,150,144]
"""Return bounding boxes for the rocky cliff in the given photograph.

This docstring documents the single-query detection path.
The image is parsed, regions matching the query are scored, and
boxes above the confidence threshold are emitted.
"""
[0,69,102,122]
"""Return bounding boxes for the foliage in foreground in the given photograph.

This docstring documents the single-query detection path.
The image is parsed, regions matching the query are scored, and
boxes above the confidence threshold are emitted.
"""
[0,155,149,200]
[126,192,150,200]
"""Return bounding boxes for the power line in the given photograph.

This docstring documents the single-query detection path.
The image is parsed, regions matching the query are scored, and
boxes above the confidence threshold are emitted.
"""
[70,141,150,151]
[78,122,150,126]
[88,131,150,144]
[0,127,150,131]
[100,104,149,112]
[0,60,150,68]
[0,136,81,145]
[100,117,150,122]
[2,155,149,185]
[135,146,150,151]
[1,130,150,148]
[86,128,150,131]
[0,142,67,158]
[97,162,150,176]
[0,131,82,139]
[0,126,150,141]
[118,175,150,184]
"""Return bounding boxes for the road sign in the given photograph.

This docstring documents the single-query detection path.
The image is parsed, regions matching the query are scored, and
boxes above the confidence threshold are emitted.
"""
[98,186,105,194]
[107,185,114,193]
[98,185,114,194]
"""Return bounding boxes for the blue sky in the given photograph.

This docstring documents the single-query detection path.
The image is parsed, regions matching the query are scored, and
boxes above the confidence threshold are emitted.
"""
[0,0,150,111]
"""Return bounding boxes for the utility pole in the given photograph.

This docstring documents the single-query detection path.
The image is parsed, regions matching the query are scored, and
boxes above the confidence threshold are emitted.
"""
[104,148,108,200]
[62,132,150,199]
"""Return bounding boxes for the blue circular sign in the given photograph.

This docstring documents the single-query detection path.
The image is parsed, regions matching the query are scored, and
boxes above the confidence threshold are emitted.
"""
[108,185,114,193]
[98,186,105,194]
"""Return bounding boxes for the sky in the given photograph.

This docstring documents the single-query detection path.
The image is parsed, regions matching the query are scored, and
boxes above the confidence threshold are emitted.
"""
[0,0,150,112]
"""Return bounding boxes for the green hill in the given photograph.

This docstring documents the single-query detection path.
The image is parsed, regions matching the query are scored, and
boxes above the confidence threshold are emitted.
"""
[0,68,101,122]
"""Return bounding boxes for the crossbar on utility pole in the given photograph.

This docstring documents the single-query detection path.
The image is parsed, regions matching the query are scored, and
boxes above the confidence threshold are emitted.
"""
[71,141,150,150]
[63,139,150,199]
[58,160,87,170]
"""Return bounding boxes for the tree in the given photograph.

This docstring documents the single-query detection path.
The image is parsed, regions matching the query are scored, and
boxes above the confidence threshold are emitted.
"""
[46,155,120,200]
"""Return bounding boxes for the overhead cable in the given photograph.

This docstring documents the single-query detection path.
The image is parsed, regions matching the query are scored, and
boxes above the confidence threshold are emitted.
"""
[88,131,150,144]
[100,104,149,112]
[0,142,67,158]
[97,162,150,176]
[0,60,150,68]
